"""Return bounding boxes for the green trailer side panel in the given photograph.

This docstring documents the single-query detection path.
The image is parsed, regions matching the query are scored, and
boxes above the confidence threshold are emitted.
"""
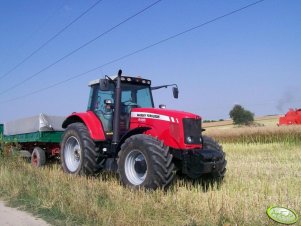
[0,124,3,144]
[0,124,3,136]
[3,131,63,143]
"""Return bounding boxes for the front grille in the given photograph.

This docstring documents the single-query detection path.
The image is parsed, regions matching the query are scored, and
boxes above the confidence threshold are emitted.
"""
[183,118,202,144]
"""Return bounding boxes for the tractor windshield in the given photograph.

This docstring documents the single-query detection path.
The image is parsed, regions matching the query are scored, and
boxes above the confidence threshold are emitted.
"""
[119,83,153,135]
[121,84,154,108]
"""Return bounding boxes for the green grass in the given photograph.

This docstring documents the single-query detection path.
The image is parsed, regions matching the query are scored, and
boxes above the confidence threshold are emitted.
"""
[0,141,300,226]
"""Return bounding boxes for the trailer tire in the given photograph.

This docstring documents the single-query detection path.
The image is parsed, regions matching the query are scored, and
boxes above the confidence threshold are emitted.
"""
[31,147,46,167]
[202,135,227,179]
[118,134,175,190]
[60,122,104,175]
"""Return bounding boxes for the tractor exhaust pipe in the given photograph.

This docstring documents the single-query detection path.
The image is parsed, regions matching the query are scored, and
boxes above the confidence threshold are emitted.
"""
[112,69,122,147]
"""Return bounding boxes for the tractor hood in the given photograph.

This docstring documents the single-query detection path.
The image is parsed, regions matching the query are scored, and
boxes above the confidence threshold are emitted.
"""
[130,108,202,150]
[131,108,201,123]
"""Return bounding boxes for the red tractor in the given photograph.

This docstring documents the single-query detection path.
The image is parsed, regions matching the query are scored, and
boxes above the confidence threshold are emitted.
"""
[278,108,301,126]
[60,70,227,189]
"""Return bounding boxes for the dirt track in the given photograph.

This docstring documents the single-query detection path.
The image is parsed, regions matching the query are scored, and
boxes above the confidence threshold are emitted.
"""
[0,201,49,226]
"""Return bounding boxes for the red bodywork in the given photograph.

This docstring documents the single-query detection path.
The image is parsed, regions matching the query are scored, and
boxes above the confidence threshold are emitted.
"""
[130,108,202,150]
[63,108,202,150]
[62,111,106,141]
[278,108,301,125]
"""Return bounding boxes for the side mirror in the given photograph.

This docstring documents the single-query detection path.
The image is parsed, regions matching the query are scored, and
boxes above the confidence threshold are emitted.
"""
[172,87,179,99]
[100,79,110,91]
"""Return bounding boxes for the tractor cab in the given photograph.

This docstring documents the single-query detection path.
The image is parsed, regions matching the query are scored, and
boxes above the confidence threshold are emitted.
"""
[87,75,154,136]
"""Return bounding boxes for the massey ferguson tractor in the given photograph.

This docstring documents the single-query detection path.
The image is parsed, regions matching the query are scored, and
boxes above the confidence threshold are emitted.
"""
[60,70,227,189]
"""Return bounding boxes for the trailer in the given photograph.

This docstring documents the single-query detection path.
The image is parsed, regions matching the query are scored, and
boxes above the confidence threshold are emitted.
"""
[0,113,65,166]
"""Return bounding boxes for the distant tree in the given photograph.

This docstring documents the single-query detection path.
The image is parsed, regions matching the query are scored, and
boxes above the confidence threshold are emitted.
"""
[229,104,254,125]
[203,120,216,123]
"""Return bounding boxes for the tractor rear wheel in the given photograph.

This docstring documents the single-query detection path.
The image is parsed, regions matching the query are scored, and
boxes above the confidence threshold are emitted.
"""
[60,122,104,175]
[118,134,175,189]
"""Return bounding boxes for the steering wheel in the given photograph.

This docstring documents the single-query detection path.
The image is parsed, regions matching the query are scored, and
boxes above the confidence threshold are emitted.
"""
[122,100,140,107]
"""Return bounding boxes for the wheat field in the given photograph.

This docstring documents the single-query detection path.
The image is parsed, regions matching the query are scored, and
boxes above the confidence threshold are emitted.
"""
[0,131,300,226]
[205,125,301,144]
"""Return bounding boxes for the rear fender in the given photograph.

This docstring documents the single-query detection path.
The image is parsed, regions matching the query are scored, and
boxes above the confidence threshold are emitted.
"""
[62,111,106,141]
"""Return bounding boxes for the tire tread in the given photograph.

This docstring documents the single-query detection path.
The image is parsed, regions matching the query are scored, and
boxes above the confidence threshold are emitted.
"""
[118,134,175,189]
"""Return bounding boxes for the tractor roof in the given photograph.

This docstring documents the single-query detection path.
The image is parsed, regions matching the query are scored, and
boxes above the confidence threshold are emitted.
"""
[89,75,151,86]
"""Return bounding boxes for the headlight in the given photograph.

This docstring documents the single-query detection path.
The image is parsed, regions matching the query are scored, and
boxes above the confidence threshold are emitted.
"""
[186,136,192,143]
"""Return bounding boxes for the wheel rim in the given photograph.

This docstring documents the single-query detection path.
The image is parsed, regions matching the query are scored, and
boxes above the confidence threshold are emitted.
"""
[64,136,82,172]
[124,150,147,185]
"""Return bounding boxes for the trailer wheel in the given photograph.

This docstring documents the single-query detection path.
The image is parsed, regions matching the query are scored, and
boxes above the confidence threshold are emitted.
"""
[202,135,227,179]
[118,134,175,189]
[31,147,46,167]
[60,122,104,175]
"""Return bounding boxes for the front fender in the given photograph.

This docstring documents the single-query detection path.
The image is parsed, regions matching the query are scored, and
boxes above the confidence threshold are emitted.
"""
[62,111,106,141]
[116,127,151,155]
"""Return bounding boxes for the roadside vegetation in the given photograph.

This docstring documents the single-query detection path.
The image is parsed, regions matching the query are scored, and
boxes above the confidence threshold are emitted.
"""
[0,123,300,225]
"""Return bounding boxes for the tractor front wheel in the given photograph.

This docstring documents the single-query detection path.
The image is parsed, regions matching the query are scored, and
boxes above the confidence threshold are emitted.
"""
[118,134,175,189]
[202,135,227,180]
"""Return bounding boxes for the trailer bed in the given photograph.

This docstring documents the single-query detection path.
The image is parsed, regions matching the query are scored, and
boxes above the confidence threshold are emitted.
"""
[0,113,66,166]
[1,113,65,143]
[3,131,63,143]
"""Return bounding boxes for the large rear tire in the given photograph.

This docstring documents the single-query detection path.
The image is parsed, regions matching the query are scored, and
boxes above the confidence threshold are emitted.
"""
[60,122,104,175]
[118,134,175,190]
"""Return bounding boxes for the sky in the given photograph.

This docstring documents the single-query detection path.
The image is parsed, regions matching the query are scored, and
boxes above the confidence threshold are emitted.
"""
[0,0,300,122]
